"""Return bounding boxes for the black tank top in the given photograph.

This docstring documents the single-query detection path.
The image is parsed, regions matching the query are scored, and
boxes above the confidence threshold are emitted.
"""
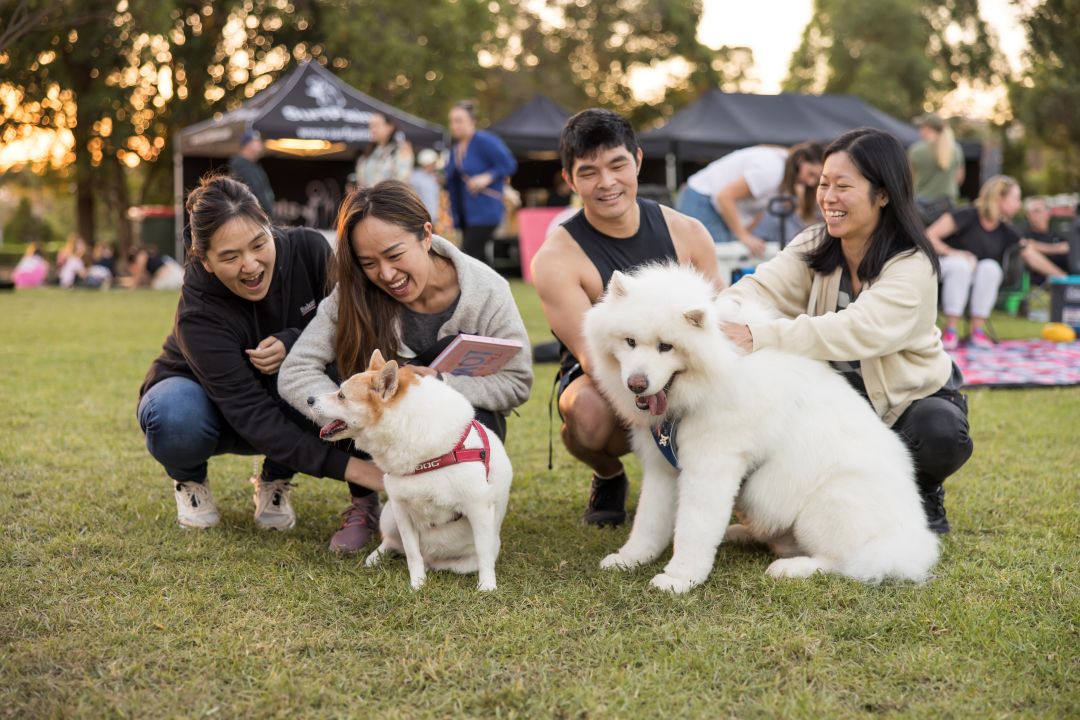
[556,199,678,371]
[561,198,677,289]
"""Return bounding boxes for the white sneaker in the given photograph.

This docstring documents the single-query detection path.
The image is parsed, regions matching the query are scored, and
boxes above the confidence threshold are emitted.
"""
[251,476,296,530]
[174,481,220,529]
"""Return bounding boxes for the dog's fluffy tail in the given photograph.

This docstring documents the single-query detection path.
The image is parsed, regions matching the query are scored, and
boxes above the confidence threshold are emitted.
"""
[840,526,940,583]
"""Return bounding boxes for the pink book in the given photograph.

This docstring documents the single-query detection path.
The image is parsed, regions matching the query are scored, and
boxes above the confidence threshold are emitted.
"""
[428,334,524,377]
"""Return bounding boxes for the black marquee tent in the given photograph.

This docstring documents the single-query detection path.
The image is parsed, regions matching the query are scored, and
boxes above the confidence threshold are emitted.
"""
[489,95,574,199]
[637,90,980,194]
[173,61,446,253]
[489,95,572,157]
[640,89,921,161]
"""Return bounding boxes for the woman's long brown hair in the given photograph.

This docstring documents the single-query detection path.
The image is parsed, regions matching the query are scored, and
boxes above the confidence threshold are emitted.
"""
[331,180,433,378]
[781,141,825,222]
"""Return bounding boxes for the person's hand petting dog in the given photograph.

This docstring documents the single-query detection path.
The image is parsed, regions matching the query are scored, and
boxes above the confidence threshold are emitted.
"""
[247,335,287,375]
[721,322,753,353]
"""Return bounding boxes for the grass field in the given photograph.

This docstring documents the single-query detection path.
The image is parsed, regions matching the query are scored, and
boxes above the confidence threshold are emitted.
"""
[1,285,1077,719]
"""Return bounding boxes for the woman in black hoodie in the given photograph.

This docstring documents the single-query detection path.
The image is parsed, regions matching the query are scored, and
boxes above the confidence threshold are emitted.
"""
[138,175,384,532]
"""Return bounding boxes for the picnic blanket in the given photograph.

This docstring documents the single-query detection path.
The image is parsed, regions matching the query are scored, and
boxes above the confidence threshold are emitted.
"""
[951,339,1080,388]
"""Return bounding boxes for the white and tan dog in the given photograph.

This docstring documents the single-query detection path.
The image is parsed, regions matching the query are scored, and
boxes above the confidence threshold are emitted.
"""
[310,351,512,591]
[583,264,939,593]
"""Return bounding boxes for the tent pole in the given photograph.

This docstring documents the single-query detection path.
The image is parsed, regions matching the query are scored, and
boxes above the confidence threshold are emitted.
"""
[665,150,677,195]
[173,148,184,261]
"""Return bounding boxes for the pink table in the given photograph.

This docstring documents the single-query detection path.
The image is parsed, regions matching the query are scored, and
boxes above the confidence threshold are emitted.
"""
[517,207,570,283]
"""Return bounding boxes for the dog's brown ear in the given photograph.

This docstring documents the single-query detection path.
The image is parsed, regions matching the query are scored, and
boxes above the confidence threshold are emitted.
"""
[684,308,706,328]
[368,349,386,370]
[374,360,399,400]
[608,271,627,299]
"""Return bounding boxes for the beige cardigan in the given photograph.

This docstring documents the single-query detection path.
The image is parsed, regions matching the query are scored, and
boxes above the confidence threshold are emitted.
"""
[723,228,952,426]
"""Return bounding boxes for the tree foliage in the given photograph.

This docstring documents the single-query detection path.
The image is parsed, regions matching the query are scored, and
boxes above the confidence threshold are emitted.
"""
[468,0,744,127]
[4,197,54,246]
[1008,0,1080,192]
[0,0,732,244]
[784,0,1004,119]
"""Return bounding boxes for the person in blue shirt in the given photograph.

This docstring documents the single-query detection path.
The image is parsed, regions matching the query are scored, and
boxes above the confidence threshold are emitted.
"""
[445,100,517,265]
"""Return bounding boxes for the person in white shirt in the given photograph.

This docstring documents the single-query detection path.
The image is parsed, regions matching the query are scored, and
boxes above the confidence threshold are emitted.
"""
[677,143,823,256]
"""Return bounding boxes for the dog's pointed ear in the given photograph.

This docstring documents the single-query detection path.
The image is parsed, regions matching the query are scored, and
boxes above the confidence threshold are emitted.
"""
[684,307,706,328]
[608,271,628,299]
[368,349,386,370]
[375,360,399,400]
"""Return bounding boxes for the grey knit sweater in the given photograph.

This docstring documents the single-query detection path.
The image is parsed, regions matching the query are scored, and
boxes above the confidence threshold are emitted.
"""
[278,236,533,418]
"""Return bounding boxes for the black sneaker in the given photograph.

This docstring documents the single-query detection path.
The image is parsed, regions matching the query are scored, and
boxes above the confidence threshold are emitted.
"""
[920,484,950,534]
[583,472,628,527]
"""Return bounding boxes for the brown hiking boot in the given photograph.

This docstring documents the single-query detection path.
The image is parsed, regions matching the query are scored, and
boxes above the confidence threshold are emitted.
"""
[329,494,381,554]
[583,472,628,527]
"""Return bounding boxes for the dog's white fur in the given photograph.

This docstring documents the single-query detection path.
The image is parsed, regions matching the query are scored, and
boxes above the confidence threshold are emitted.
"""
[310,351,512,591]
[583,264,939,593]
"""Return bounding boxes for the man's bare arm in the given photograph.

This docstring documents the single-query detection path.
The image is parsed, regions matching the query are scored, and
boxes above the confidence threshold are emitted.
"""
[664,206,724,290]
[531,231,599,374]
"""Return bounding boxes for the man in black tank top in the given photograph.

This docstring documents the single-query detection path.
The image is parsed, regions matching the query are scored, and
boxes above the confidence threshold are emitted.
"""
[531,109,721,527]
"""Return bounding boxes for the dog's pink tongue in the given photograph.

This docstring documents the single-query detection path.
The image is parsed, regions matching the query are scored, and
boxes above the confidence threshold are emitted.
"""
[646,390,668,416]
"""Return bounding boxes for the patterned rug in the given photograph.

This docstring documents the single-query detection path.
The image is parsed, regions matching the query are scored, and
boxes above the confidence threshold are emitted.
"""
[951,339,1080,388]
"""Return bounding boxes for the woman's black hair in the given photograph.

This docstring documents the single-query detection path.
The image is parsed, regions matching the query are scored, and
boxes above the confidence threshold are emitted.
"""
[803,128,939,281]
[184,174,270,265]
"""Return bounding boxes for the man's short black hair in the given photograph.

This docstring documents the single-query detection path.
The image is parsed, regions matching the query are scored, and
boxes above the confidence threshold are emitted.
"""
[560,108,639,174]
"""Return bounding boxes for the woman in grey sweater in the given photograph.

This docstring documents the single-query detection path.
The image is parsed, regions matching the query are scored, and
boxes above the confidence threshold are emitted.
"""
[279,180,532,553]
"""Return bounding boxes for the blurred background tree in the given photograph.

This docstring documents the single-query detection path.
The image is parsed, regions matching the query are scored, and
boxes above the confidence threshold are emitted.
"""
[784,0,1005,120]
[1007,0,1080,192]
[0,0,1076,256]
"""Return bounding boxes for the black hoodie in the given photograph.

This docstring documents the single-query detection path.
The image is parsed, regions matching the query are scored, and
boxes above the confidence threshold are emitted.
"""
[139,227,351,480]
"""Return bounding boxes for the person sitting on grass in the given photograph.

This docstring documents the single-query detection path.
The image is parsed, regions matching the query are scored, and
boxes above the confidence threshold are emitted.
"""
[137,174,385,531]
[277,180,532,554]
[531,108,721,528]
[1018,196,1072,282]
[926,175,1022,350]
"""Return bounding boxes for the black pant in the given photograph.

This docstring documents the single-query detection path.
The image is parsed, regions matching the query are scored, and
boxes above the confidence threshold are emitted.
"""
[892,390,973,491]
[461,225,498,265]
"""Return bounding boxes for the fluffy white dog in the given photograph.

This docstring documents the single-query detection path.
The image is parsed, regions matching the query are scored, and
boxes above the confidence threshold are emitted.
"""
[309,350,512,592]
[583,264,939,593]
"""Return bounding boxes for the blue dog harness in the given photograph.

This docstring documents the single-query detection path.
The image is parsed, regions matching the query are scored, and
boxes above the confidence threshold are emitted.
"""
[650,417,680,469]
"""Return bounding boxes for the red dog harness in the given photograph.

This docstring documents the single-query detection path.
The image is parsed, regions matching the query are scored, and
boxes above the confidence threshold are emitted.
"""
[410,420,491,479]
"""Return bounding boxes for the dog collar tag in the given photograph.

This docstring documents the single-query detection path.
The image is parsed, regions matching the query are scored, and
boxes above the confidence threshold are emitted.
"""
[651,418,679,469]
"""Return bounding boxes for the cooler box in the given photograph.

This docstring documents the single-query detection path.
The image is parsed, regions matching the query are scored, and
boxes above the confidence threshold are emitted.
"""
[517,207,572,284]
[1049,276,1080,331]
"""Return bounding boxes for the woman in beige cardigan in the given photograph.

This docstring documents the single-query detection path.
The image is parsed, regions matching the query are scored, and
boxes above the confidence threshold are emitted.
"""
[722,128,972,534]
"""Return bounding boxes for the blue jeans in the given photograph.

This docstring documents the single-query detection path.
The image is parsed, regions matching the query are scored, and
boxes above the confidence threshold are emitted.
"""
[676,186,735,244]
[137,376,294,483]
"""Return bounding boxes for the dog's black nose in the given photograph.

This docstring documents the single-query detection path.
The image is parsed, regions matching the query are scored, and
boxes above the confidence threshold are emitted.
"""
[306,396,315,406]
[627,373,648,394]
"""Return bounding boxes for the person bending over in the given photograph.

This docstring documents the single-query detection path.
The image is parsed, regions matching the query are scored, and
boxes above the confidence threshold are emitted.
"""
[676,142,824,255]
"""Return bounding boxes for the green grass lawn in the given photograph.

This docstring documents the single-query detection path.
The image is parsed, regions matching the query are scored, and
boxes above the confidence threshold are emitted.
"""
[1,285,1077,719]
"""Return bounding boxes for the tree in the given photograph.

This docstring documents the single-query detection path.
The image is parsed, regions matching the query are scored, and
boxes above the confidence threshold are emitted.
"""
[1008,0,1080,192]
[4,197,54,246]
[784,0,1004,119]
[471,0,739,127]
[308,0,497,123]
